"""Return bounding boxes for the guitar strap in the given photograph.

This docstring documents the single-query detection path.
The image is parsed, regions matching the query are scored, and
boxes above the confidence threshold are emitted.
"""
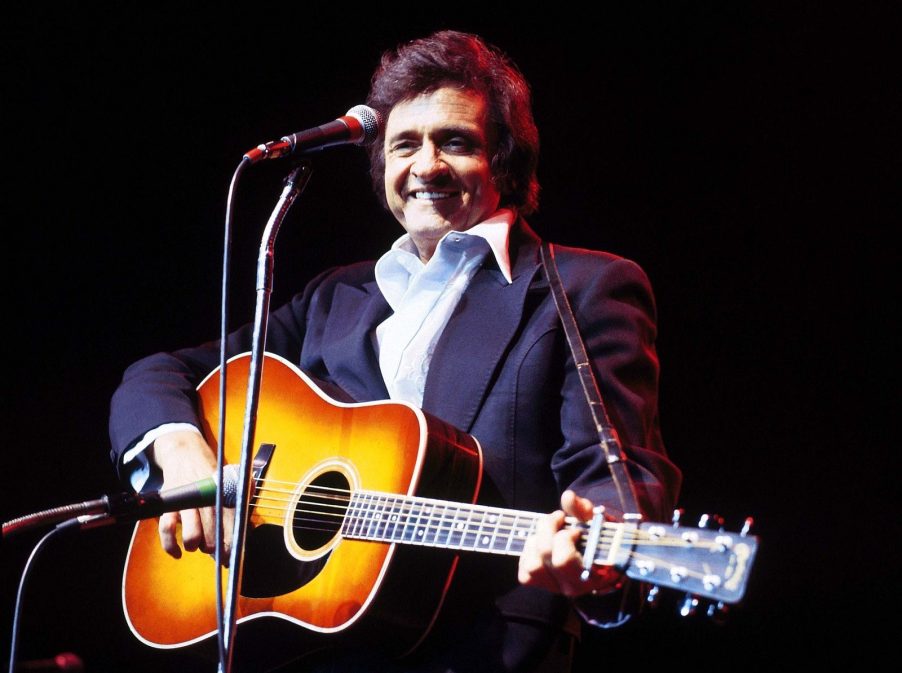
[539,241,642,520]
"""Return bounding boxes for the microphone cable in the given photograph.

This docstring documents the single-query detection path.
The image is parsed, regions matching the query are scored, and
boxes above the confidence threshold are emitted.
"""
[7,519,81,673]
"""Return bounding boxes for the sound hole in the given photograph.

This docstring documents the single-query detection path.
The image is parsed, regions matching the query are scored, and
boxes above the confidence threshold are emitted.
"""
[291,470,350,552]
[241,524,328,598]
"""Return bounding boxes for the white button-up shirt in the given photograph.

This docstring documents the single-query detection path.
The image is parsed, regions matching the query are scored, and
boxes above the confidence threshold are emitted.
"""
[374,209,514,406]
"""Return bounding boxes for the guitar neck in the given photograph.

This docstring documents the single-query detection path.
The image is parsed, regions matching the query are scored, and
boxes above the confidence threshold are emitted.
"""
[339,490,758,605]
[342,491,539,558]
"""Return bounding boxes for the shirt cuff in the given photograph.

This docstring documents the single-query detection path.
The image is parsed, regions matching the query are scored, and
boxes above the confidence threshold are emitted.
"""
[122,423,202,491]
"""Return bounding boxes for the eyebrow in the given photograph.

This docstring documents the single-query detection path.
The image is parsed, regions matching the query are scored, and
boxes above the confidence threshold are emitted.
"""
[386,124,486,143]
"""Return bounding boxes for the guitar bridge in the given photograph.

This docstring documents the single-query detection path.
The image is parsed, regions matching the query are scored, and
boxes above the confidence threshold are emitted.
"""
[252,443,276,482]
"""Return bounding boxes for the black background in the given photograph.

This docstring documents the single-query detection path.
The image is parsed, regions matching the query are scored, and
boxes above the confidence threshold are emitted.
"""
[5,3,896,671]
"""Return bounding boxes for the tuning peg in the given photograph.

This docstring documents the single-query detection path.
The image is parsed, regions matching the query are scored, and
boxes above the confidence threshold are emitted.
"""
[697,513,724,529]
[671,508,684,527]
[645,585,661,608]
[679,594,699,617]
[706,600,729,624]
[740,517,754,537]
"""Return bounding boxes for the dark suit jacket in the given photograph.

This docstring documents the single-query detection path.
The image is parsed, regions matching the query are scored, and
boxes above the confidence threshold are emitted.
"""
[109,220,681,668]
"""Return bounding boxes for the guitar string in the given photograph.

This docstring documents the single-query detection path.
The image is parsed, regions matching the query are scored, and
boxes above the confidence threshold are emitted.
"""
[234,481,720,553]
[255,502,708,552]
[222,482,730,581]
[242,506,726,583]
[244,478,717,548]
[286,490,683,544]
[244,477,715,548]
[240,477,716,546]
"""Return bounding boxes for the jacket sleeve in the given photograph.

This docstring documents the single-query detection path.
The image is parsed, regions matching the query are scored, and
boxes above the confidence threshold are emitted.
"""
[107,266,337,483]
[551,253,682,522]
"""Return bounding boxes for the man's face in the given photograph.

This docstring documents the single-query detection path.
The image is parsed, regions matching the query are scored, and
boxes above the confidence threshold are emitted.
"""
[384,87,502,260]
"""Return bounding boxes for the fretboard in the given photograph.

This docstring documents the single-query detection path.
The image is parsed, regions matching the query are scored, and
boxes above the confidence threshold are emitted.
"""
[340,491,540,556]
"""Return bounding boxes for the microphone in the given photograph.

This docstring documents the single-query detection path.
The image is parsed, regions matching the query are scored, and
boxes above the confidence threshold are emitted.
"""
[105,464,240,520]
[245,104,382,163]
[2,466,240,537]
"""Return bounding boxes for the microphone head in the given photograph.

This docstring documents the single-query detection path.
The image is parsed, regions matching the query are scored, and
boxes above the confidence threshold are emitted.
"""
[217,464,239,507]
[346,105,382,145]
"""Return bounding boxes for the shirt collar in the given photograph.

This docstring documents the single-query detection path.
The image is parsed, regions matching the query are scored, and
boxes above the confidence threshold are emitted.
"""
[385,208,515,283]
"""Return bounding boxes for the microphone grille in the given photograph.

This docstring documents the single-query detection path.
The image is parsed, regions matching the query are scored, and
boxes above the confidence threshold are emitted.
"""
[346,104,382,144]
[219,464,239,507]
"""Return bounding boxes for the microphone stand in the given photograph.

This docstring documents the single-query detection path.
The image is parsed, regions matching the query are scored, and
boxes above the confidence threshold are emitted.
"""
[220,161,313,673]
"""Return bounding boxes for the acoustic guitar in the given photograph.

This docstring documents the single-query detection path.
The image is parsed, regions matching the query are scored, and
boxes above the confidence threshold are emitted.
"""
[122,352,757,657]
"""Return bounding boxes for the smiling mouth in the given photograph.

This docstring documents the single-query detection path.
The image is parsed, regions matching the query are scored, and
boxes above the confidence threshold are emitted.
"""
[409,190,460,201]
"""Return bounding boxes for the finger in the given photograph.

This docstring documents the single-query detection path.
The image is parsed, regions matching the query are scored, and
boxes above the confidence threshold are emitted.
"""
[550,527,589,596]
[218,507,235,566]
[561,490,595,521]
[179,508,205,552]
[517,532,541,583]
[518,544,561,593]
[158,512,182,559]
[550,527,583,568]
[201,507,235,566]
[535,510,565,553]
[535,511,565,573]
[200,505,235,566]
[198,506,218,554]
[518,514,563,591]
[222,507,235,552]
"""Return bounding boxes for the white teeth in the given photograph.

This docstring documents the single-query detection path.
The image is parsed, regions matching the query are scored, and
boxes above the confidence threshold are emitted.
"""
[412,191,454,200]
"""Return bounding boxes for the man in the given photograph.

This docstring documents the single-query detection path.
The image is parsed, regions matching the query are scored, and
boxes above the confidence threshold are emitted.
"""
[110,31,681,672]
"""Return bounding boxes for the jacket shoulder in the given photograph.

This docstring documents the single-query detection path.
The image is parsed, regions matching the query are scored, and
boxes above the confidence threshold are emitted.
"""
[312,260,378,289]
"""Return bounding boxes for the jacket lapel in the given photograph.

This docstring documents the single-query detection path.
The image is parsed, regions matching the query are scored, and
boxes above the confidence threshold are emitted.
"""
[421,222,545,432]
[320,279,391,402]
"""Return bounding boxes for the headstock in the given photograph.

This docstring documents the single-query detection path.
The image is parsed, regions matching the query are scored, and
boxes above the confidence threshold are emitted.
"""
[589,510,758,614]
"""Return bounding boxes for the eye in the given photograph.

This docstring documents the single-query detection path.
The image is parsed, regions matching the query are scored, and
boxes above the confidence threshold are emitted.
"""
[388,140,419,156]
[443,137,474,153]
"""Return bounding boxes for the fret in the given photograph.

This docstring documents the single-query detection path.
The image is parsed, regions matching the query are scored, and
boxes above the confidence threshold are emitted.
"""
[340,493,358,536]
[385,495,403,541]
[440,502,460,547]
[428,502,446,545]
[398,495,415,544]
[383,495,400,541]
[442,507,457,543]
[372,494,390,541]
[406,497,423,544]
[341,492,542,558]
[413,500,432,544]
[342,493,360,537]
[499,512,517,553]
[347,491,363,538]
[474,509,494,552]
[411,499,427,543]
[506,514,535,555]
[435,502,456,547]
[486,509,502,551]
[360,492,378,540]
[424,501,444,546]
[448,505,468,548]
[461,507,480,550]
[369,493,386,540]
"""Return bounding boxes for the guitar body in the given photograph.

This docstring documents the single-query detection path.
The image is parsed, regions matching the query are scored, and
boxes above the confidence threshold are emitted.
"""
[123,352,482,657]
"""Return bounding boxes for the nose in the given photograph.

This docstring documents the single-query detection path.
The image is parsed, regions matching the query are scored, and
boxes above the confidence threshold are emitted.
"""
[410,143,447,182]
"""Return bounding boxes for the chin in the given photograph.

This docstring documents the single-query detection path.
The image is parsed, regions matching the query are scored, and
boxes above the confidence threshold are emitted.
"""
[405,216,456,237]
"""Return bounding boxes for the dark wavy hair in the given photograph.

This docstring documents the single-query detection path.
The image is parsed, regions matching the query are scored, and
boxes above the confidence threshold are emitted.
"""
[366,31,540,215]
